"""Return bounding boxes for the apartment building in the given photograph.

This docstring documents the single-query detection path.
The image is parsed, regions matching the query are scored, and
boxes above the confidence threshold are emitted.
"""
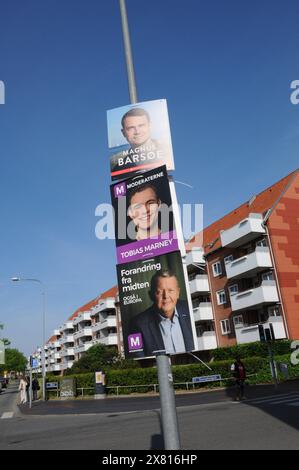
[188,168,299,348]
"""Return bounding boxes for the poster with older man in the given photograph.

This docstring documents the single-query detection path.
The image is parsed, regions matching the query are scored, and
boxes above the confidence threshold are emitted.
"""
[117,251,196,359]
[111,165,178,264]
[107,99,175,181]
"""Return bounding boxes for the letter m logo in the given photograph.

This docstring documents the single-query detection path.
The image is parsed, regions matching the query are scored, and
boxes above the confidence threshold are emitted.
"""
[128,333,143,352]
[114,182,126,198]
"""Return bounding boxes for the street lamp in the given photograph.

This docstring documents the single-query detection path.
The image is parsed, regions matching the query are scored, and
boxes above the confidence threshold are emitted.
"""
[11,277,46,401]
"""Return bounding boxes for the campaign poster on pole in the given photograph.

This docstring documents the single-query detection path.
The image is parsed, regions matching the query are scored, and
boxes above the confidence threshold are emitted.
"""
[107,99,174,181]
[111,165,179,264]
[116,251,196,359]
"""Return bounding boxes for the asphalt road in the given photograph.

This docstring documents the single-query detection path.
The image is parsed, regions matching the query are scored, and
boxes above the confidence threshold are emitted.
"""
[1,381,299,450]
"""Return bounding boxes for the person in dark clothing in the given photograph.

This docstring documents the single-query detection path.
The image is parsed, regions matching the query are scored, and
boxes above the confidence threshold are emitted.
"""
[32,377,40,401]
[231,357,246,400]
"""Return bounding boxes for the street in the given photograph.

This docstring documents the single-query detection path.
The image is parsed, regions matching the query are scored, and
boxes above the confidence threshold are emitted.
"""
[1,381,299,449]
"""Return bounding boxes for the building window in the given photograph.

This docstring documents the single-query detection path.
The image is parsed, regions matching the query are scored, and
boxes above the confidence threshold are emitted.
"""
[224,255,233,265]
[262,271,274,282]
[233,315,244,328]
[220,319,231,335]
[229,284,238,296]
[256,238,267,248]
[212,261,222,277]
[216,289,226,305]
[268,306,281,317]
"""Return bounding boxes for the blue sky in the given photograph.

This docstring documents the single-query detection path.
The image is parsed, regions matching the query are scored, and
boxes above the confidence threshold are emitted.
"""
[0,0,298,356]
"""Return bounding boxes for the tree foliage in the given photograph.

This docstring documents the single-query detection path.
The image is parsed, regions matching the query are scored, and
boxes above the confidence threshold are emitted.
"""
[67,344,139,375]
[0,348,27,373]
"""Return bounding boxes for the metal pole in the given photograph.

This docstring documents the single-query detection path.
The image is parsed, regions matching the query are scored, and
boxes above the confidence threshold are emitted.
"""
[118,0,181,450]
[155,352,181,450]
[29,365,32,409]
[42,290,46,401]
[119,0,138,104]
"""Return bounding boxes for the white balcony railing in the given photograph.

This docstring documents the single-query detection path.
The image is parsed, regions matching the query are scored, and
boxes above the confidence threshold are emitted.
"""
[230,281,279,312]
[74,342,93,354]
[61,334,74,344]
[94,334,118,346]
[62,321,74,331]
[92,317,117,333]
[186,248,205,267]
[197,332,217,351]
[235,317,286,344]
[91,298,115,316]
[73,312,92,325]
[226,247,272,280]
[60,348,75,357]
[192,303,213,322]
[189,275,210,295]
[73,328,93,340]
[220,213,265,248]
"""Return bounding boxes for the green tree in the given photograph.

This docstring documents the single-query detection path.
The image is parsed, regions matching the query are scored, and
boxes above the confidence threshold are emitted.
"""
[68,344,139,374]
[1,348,27,373]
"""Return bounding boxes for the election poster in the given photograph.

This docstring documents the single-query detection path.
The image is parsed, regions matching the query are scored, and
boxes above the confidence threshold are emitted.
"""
[111,165,178,264]
[117,251,196,359]
[107,99,175,181]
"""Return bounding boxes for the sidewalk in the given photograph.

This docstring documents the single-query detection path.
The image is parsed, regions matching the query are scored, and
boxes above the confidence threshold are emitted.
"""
[18,378,299,416]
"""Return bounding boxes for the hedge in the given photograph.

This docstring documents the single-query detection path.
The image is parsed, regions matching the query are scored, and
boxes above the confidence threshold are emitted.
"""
[46,352,299,396]
[211,340,292,361]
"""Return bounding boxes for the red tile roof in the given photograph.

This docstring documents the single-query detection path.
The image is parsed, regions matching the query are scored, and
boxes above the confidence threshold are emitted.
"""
[68,285,118,321]
[187,168,298,256]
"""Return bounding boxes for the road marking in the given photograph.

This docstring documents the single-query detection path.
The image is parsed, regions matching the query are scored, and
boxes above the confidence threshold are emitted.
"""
[1,412,14,419]
[244,392,299,404]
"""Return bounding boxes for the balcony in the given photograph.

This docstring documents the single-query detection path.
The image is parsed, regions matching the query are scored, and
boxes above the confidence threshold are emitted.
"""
[189,275,210,295]
[54,352,61,359]
[220,213,265,248]
[50,364,62,372]
[62,321,74,331]
[91,298,115,316]
[61,334,74,344]
[60,348,75,357]
[53,329,61,336]
[73,312,91,325]
[74,342,93,354]
[53,341,61,348]
[92,317,117,333]
[192,303,213,322]
[94,334,118,346]
[226,247,272,280]
[186,248,205,267]
[197,332,217,351]
[73,327,92,340]
[235,317,286,344]
[230,281,279,312]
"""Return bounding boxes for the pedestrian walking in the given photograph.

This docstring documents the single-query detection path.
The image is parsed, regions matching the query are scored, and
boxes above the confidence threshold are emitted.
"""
[231,356,246,401]
[32,376,40,401]
[18,376,27,404]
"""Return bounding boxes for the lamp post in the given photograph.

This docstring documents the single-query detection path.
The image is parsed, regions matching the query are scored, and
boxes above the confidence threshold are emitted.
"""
[11,277,46,401]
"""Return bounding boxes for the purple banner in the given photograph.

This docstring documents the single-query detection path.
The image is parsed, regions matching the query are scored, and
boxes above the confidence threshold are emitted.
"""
[116,230,179,264]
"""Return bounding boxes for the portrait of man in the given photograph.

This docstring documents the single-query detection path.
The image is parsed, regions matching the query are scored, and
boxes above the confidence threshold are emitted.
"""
[129,269,195,357]
[127,183,162,241]
[108,100,174,180]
